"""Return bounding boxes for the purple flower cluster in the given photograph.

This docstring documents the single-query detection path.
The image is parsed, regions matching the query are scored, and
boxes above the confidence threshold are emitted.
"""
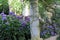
[40,23,58,38]
[0,12,30,27]
[47,25,54,29]
[9,12,15,16]
[50,31,56,36]
[16,15,23,19]
[25,16,30,22]
[1,12,7,21]
[0,12,30,40]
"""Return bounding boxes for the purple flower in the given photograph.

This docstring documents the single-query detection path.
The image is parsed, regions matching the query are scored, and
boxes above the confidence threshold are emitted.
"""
[1,12,7,17]
[43,30,48,34]
[16,16,23,19]
[21,21,27,27]
[2,14,6,17]
[1,13,7,21]
[1,12,4,15]
[50,31,55,36]
[47,25,54,29]
[40,32,45,36]
[9,12,15,16]
[2,17,7,21]
[25,16,30,22]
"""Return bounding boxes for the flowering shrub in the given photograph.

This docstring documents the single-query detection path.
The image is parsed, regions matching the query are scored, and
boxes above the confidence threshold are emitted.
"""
[40,20,59,39]
[0,12,30,40]
[40,24,57,39]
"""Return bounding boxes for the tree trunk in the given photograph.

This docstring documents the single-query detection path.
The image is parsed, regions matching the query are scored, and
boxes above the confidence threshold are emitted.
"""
[30,0,43,40]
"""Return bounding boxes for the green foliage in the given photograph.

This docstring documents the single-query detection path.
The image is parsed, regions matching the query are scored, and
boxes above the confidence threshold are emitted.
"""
[9,0,30,15]
[39,0,60,39]
[0,0,9,14]
[10,0,23,14]
[0,13,30,40]
[38,1,46,19]
[0,0,3,12]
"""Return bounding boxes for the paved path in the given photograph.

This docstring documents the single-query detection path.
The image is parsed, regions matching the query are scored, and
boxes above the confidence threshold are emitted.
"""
[45,35,59,40]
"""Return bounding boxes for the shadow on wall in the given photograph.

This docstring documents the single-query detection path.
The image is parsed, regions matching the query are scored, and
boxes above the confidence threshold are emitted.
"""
[0,0,9,15]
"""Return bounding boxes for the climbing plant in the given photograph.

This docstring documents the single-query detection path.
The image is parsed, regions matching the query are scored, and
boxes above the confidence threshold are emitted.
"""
[38,0,60,40]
